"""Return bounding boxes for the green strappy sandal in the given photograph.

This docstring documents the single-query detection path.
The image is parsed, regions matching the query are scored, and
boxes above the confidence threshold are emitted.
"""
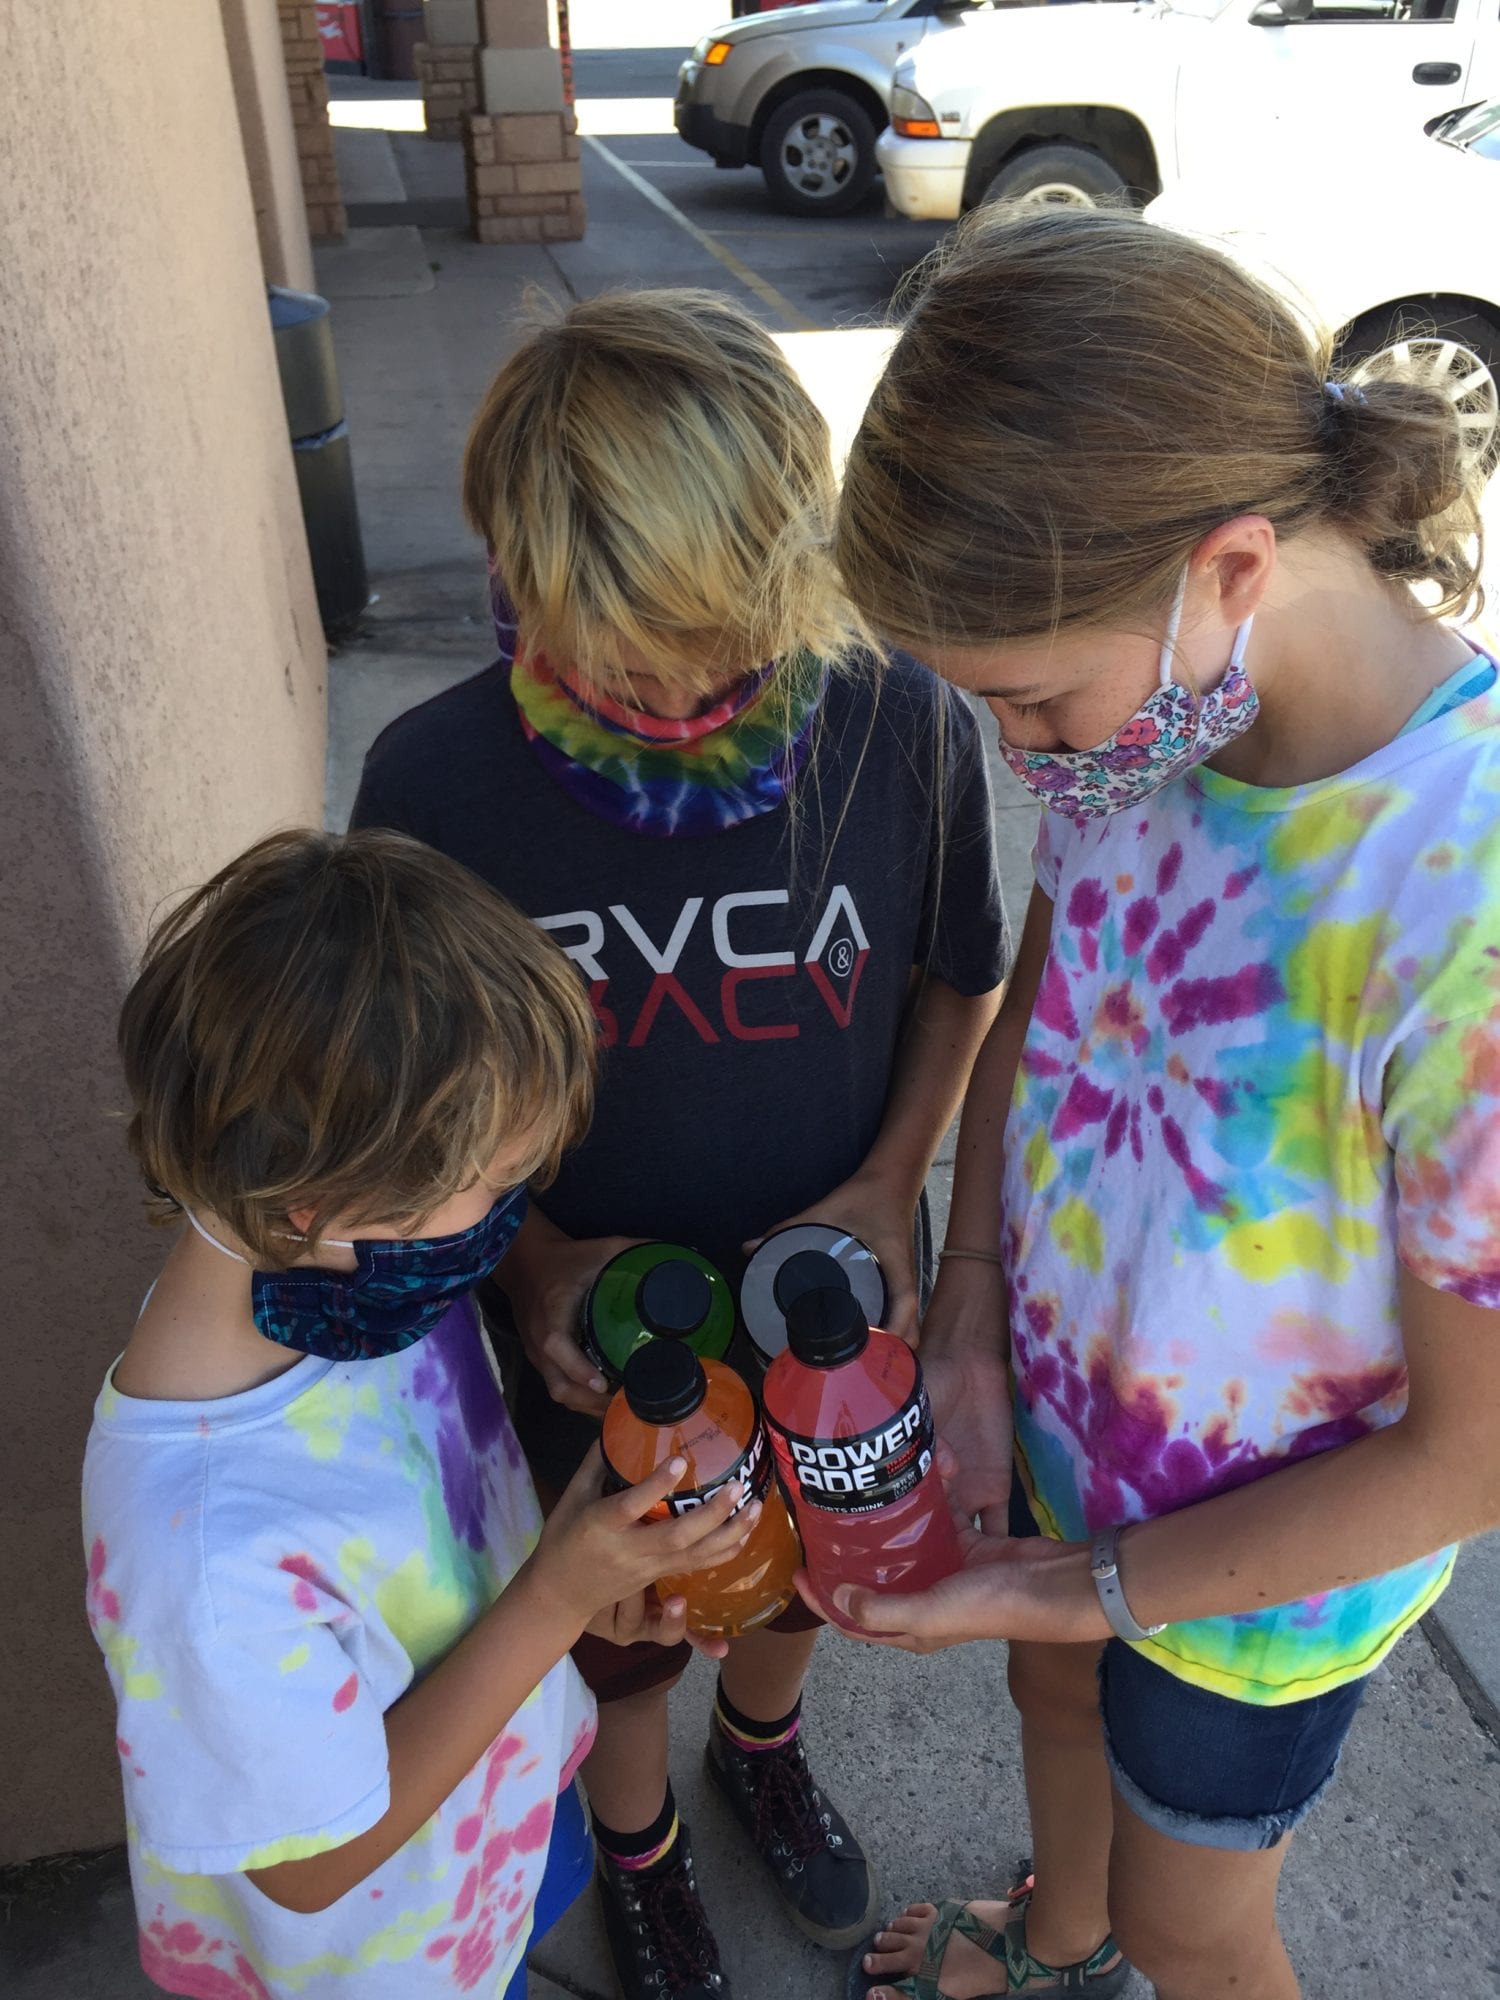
[843,1878,1132,2000]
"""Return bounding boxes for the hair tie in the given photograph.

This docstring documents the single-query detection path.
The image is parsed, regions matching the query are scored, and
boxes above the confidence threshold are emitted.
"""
[1324,380,1367,408]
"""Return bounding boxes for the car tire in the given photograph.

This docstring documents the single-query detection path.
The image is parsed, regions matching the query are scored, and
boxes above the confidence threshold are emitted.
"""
[981,142,1128,211]
[760,89,879,218]
[1339,298,1500,472]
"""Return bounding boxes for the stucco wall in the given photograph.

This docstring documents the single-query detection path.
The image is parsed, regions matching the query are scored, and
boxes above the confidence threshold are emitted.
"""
[221,0,318,291]
[0,2,327,1862]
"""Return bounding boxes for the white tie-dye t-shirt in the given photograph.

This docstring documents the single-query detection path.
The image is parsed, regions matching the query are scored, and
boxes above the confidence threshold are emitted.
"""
[83,1298,596,1999]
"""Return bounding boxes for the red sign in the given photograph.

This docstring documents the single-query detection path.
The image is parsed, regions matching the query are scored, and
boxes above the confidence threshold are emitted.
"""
[316,2,364,63]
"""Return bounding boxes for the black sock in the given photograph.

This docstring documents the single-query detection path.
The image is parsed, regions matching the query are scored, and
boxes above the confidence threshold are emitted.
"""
[713,1678,802,1751]
[592,1782,681,1874]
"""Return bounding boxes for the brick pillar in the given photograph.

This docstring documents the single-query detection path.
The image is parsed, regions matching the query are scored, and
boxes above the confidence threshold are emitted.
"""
[278,0,346,241]
[416,0,481,141]
[464,0,584,244]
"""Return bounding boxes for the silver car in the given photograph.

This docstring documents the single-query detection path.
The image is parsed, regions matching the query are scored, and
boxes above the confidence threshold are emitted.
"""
[675,0,994,217]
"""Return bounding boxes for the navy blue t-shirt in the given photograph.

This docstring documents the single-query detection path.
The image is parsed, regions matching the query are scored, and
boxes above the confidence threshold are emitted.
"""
[351,656,1007,1277]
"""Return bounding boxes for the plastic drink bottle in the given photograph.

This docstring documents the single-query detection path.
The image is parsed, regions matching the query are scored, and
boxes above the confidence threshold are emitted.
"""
[762,1286,961,1633]
[738,1225,887,1368]
[601,1340,802,1637]
[580,1242,736,1384]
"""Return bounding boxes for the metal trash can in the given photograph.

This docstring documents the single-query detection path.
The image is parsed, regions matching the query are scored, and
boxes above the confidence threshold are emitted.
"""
[269,287,369,638]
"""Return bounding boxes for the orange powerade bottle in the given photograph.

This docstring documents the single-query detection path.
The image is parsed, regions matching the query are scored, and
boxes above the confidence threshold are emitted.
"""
[601,1341,802,1638]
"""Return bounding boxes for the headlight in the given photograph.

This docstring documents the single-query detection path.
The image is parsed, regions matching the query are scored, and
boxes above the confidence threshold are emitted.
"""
[890,84,942,140]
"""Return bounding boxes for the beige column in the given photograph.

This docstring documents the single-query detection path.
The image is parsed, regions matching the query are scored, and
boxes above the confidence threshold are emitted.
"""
[464,0,584,244]
[0,0,326,1863]
[278,0,347,241]
[417,0,482,142]
[221,0,317,289]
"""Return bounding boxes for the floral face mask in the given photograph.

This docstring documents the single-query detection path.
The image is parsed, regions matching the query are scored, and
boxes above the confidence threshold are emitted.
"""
[998,571,1259,822]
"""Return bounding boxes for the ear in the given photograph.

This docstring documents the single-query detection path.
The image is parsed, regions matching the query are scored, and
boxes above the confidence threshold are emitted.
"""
[286,1205,316,1236]
[1194,515,1276,629]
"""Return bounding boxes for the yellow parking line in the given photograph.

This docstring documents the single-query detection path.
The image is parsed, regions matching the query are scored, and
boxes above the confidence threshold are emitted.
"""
[582,135,816,334]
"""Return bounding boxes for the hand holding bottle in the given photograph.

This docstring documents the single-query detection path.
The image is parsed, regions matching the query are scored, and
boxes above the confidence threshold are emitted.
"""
[526,1444,761,1645]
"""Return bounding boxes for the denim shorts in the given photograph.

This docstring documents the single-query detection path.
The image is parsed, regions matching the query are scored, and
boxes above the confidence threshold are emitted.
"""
[1008,1478,1368,1852]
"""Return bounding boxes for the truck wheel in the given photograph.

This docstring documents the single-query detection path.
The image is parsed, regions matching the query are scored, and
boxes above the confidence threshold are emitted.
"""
[1340,299,1499,473]
[982,142,1127,211]
[760,89,878,217]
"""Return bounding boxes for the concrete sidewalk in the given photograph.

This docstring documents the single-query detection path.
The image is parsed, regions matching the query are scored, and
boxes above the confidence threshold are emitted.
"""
[6,98,1497,2000]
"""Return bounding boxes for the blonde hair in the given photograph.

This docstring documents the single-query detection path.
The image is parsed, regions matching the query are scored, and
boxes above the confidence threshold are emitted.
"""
[463,288,861,701]
[119,829,597,1267]
[838,205,1488,651]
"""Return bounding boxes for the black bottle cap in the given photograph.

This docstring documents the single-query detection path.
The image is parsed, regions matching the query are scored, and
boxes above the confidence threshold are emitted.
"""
[622,1337,709,1425]
[772,1248,850,1317]
[784,1286,869,1369]
[637,1258,713,1339]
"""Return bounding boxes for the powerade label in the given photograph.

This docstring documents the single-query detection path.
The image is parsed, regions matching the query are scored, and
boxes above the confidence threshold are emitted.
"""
[603,1418,773,1521]
[768,1381,936,1515]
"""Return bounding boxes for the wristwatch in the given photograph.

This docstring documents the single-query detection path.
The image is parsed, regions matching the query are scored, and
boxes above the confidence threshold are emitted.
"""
[1089,1527,1166,1643]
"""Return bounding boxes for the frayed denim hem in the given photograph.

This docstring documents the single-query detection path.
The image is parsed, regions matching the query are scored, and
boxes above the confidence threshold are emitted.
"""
[1101,1723,1344,1852]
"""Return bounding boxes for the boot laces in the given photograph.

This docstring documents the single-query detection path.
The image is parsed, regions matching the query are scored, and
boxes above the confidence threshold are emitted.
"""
[630,1862,723,1992]
[748,1736,828,1865]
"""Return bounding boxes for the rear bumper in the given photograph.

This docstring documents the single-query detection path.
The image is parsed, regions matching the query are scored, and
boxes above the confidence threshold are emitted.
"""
[875,132,970,220]
[675,68,752,168]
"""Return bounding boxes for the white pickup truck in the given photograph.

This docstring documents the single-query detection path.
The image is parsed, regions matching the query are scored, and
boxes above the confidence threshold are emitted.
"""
[878,0,1500,215]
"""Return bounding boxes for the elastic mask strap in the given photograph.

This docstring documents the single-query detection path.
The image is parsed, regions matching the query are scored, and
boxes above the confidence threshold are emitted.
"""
[1228,614,1254,672]
[185,1210,355,1265]
[1157,569,1190,689]
[185,1209,250,1266]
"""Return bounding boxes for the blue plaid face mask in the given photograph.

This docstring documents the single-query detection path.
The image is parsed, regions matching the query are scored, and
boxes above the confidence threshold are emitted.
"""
[186,1191,527,1362]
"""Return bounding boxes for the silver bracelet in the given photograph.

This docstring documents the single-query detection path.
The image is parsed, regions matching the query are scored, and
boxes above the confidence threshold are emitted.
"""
[1089,1526,1165,1643]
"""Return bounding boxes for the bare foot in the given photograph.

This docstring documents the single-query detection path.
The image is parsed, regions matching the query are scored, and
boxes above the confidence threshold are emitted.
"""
[860,1898,1016,2000]
[859,1895,1121,1999]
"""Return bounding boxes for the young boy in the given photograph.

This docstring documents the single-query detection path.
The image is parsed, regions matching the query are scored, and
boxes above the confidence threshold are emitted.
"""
[353,288,1007,1999]
[84,828,756,2000]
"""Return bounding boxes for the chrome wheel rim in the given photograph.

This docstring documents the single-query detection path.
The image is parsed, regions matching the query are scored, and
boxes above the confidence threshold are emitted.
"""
[780,113,859,200]
[1017,179,1099,209]
[1352,333,1499,469]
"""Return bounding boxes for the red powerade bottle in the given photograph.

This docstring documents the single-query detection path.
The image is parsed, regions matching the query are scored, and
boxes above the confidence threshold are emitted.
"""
[762,1286,962,1633]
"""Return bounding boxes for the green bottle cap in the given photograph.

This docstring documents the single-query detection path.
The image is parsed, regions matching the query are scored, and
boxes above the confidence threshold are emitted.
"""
[580,1242,736,1384]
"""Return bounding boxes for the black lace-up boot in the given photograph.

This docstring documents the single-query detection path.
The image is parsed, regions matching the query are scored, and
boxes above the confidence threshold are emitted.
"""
[705,1700,879,1950]
[594,1824,730,2000]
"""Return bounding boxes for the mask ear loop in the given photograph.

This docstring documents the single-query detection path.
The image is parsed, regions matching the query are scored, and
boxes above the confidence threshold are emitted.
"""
[185,1208,358,1265]
[1158,567,1190,690]
[185,1209,250,1266]
[1160,564,1254,704]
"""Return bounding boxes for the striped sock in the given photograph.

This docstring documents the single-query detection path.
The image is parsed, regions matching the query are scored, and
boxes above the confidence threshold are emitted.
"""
[591,1785,681,1875]
[713,1681,802,1755]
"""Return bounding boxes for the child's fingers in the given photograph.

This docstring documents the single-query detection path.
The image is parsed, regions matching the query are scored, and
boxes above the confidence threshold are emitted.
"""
[607,1453,694,1523]
[684,1621,731,1661]
[646,1594,689,1648]
[540,1325,610,1403]
[657,1498,762,1573]
[552,1443,608,1524]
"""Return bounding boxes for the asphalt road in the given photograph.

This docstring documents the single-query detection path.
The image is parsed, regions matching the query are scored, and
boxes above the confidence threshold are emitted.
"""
[570,29,948,333]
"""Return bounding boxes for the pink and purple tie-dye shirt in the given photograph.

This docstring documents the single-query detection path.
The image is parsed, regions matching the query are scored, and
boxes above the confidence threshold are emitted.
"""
[82,1298,596,1998]
[1007,661,1500,1703]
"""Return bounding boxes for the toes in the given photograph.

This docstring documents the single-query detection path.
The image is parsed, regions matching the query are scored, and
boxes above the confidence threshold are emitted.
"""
[863,1947,915,1975]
